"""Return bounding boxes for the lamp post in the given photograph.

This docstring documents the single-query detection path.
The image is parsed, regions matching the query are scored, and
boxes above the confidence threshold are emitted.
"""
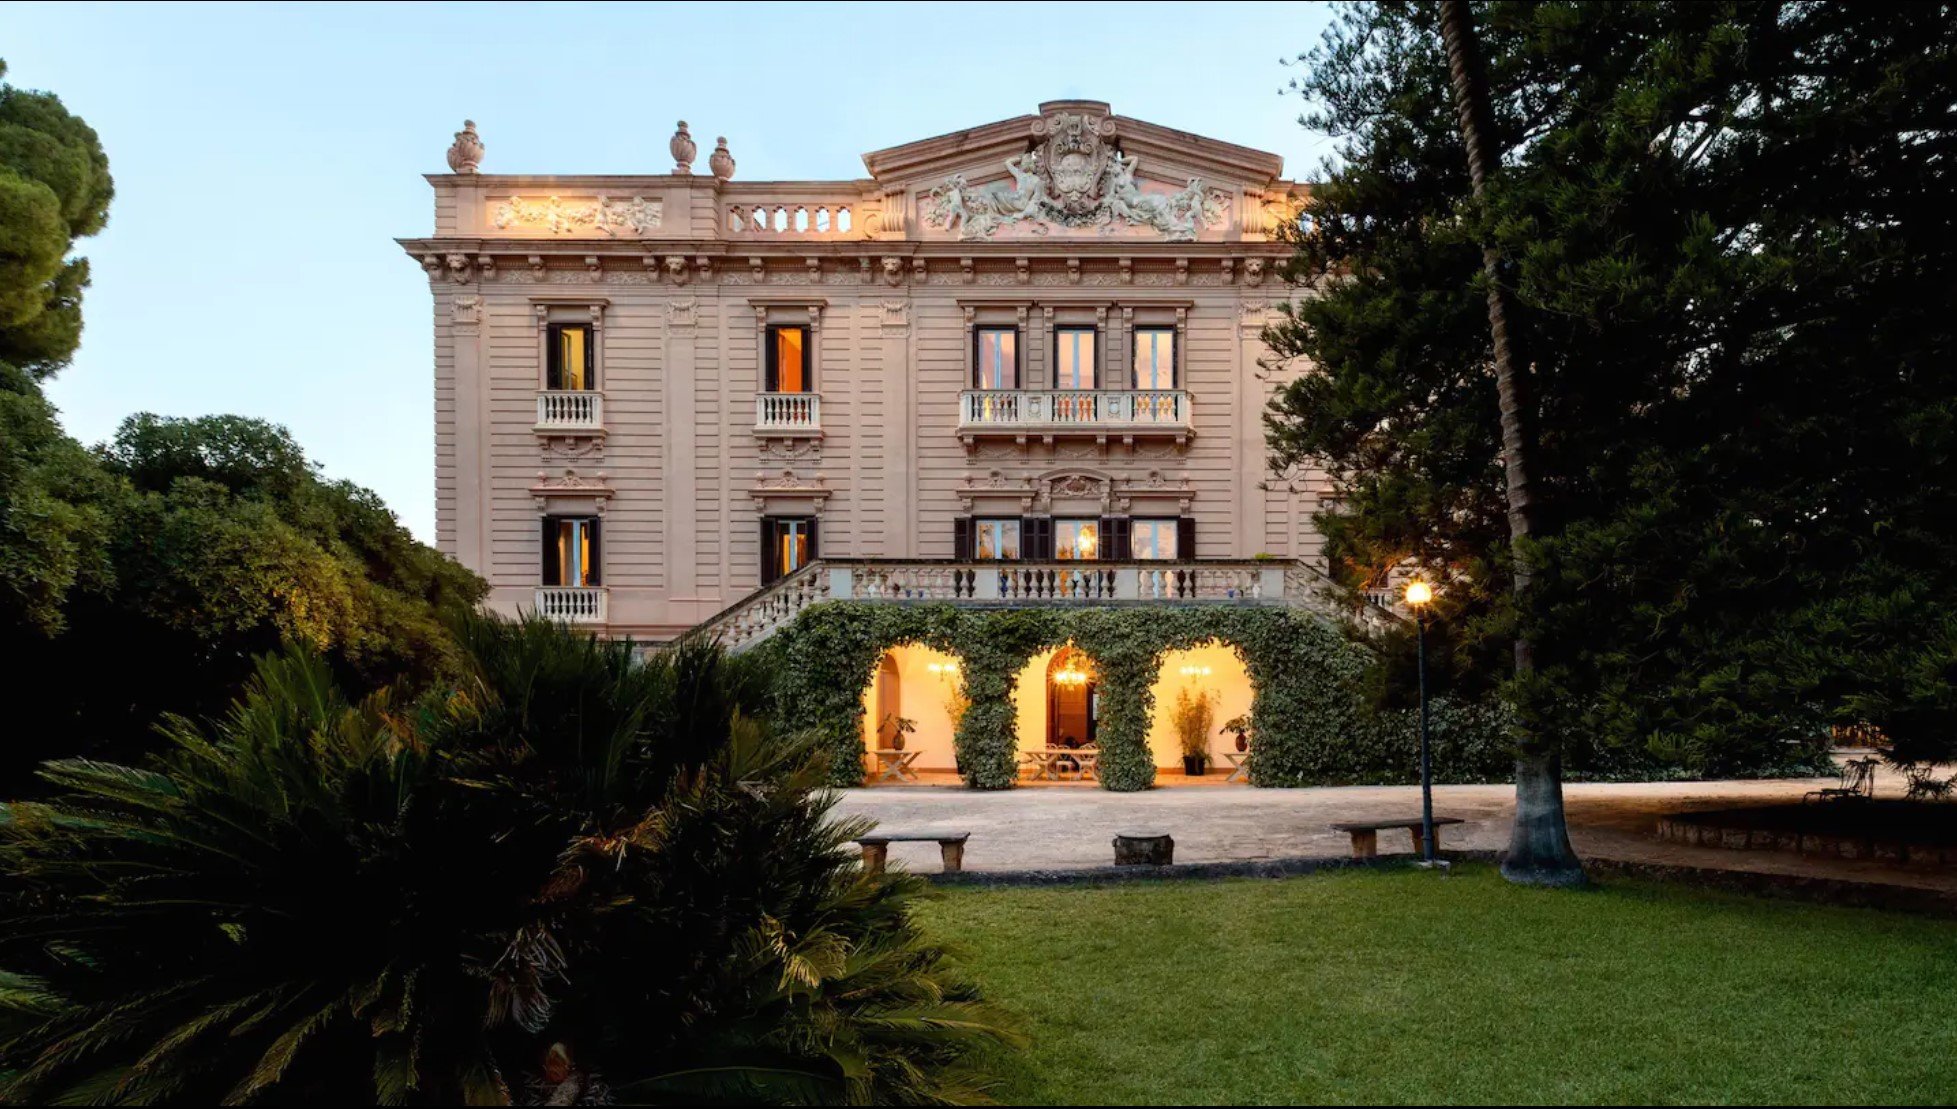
[1405,580,1437,865]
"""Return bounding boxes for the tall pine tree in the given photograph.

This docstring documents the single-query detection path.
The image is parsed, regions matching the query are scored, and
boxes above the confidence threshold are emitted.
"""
[1268,1,1957,861]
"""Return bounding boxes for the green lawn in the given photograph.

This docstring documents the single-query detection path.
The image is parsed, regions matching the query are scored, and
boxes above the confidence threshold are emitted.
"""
[918,866,1957,1105]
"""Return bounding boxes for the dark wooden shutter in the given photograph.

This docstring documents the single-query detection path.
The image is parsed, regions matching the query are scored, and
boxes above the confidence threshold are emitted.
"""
[763,326,778,392]
[1177,517,1196,561]
[1100,517,1131,562]
[584,519,601,586]
[540,518,561,585]
[1024,516,1053,561]
[953,517,973,561]
[805,517,818,564]
[545,325,562,390]
[760,518,780,585]
[583,326,597,389]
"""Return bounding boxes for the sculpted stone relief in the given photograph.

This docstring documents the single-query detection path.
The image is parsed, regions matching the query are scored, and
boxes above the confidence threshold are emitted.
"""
[923,110,1229,242]
[492,195,662,237]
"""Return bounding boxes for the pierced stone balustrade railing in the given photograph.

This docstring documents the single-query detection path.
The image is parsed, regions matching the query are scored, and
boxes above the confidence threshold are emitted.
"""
[535,586,607,624]
[700,564,830,652]
[688,559,1402,653]
[754,392,822,432]
[958,389,1190,432]
[535,390,603,430]
[725,200,867,238]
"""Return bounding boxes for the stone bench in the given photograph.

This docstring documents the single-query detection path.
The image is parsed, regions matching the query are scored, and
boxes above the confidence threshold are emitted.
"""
[1331,817,1464,859]
[856,832,971,875]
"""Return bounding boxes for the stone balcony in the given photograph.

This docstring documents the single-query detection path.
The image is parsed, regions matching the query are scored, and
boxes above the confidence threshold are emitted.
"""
[957,389,1192,448]
[535,390,604,432]
[754,391,822,436]
[535,586,607,624]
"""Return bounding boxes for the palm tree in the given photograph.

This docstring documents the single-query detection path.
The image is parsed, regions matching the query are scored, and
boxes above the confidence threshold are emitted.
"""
[1437,0,1583,887]
[0,618,1011,1104]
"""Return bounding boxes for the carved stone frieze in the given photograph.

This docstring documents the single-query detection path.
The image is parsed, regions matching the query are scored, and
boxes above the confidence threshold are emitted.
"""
[493,195,662,237]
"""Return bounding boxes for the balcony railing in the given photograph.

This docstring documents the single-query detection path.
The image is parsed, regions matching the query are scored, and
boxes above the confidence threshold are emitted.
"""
[958,389,1191,435]
[535,390,603,431]
[692,559,1395,653]
[535,586,607,624]
[755,391,822,433]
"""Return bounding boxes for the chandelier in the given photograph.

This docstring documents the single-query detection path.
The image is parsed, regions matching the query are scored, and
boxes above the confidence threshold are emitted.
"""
[1052,658,1095,687]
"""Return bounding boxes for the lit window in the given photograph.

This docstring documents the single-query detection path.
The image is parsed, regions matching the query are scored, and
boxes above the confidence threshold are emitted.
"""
[767,325,809,393]
[763,517,816,583]
[975,518,1021,560]
[1055,327,1097,390]
[547,324,593,391]
[542,516,600,586]
[1131,519,1179,560]
[1133,327,1175,390]
[1055,519,1099,560]
[974,327,1018,389]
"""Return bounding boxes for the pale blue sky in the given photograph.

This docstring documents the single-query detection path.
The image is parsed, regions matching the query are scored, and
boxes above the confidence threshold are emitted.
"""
[3,1,1336,540]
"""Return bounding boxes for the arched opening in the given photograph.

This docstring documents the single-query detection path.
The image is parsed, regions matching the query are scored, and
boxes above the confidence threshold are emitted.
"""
[1045,645,1099,749]
[1147,640,1256,779]
[858,643,966,782]
[1007,643,1105,783]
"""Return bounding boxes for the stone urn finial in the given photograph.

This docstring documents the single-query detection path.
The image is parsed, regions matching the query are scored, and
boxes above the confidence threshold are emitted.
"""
[447,120,484,174]
[709,136,735,182]
[670,121,697,174]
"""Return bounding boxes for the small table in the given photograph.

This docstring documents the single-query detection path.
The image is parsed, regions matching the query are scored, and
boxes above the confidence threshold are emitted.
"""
[1021,747,1100,782]
[1223,750,1252,783]
[871,748,921,783]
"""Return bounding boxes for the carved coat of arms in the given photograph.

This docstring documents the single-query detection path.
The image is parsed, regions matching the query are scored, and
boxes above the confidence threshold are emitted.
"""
[923,107,1229,242]
[1034,111,1116,219]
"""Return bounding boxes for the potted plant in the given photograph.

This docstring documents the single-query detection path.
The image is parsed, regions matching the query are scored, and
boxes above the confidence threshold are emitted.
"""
[1222,712,1253,753]
[1170,687,1217,776]
[880,714,916,751]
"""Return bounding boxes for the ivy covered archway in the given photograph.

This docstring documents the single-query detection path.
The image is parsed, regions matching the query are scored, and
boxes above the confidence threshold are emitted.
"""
[762,603,1510,791]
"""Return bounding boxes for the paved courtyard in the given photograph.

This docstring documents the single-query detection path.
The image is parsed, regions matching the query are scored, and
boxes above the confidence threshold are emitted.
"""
[833,757,1957,895]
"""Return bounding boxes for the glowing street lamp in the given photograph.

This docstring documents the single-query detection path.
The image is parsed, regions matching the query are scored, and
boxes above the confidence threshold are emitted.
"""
[1405,580,1437,865]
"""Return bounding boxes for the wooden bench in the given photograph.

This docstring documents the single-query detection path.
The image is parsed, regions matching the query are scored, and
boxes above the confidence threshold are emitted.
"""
[856,832,971,875]
[1331,817,1464,859]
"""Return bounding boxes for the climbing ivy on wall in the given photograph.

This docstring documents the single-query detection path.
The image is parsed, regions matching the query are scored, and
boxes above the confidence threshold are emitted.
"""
[763,602,1516,792]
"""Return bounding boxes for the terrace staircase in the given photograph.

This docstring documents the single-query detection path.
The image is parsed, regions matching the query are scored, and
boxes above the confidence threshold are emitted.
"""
[686,558,1401,654]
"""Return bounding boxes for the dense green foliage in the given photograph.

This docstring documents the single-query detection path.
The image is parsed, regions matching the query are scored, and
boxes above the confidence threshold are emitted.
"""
[1266,2,1957,771]
[0,618,1007,1104]
[0,58,117,637]
[0,62,482,783]
[926,868,1957,1104]
[763,603,1514,790]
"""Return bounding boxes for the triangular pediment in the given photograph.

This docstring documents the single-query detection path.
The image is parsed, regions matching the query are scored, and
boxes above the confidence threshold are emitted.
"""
[861,100,1293,244]
[863,100,1285,189]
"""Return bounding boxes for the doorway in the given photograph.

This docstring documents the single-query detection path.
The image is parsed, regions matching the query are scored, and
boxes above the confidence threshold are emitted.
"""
[1045,645,1099,749]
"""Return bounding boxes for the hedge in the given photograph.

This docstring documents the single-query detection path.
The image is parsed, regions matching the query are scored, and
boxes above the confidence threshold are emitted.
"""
[762,602,1515,791]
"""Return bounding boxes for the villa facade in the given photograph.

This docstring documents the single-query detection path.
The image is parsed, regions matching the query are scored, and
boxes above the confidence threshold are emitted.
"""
[403,101,1366,779]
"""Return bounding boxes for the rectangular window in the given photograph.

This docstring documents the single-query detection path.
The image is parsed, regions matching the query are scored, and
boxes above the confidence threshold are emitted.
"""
[546,323,594,391]
[974,518,1021,560]
[1054,327,1097,390]
[765,325,810,393]
[1133,327,1176,390]
[1131,518,1180,560]
[1054,518,1100,561]
[761,516,817,583]
[973,326,1018,389]
[541,516,601,586]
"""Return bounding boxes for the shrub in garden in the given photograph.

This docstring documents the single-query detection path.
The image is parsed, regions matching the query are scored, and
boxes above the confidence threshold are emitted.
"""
[0,616,1006,1104]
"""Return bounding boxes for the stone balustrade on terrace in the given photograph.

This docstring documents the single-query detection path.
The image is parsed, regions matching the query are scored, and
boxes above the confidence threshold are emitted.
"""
[687,558,1398,653]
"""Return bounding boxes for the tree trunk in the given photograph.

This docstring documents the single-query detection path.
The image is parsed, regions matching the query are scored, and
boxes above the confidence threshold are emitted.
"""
[1437,0,1584,886]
